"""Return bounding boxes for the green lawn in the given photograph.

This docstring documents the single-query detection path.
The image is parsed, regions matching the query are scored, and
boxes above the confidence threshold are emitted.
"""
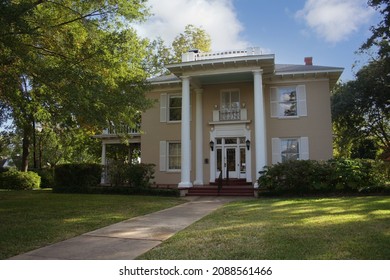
[139,196,390,259]
[0,190,184,259]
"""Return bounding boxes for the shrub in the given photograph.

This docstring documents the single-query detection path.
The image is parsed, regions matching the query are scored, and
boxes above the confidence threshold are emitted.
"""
[0,169,41,190]
[32,168,55,188]
[109,162,155,188]
[53,163,101,193]
[88,185,179,196]
[258,158,388,195]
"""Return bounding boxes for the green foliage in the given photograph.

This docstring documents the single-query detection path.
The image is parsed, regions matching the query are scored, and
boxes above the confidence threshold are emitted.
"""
[172,24,211,62]
[0,0,153,171]
[258,159,389,195]
[34,168,55,189]
[0,169,40,190]
[89,185,179,197]
[109,162,155,188]
[146,24,212,73]
[53,163,101,193]
[331,59,390,158]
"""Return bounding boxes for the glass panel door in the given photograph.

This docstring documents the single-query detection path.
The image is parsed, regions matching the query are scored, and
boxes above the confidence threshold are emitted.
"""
[240,148,246,179]
[226,148,237,178]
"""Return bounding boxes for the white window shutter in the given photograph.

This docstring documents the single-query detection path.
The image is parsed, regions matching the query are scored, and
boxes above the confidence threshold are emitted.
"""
[297,85,307,117]
[159,141,167,171]
[270,87,279,118]
[160,93,167,122]
[300,137,309,160]
[272,138,282,164]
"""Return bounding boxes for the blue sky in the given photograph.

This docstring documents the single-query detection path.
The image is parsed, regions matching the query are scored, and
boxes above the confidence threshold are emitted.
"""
[136,0,381,81]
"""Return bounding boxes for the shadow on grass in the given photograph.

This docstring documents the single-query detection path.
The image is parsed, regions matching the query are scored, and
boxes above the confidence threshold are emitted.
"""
[139,197,390,260]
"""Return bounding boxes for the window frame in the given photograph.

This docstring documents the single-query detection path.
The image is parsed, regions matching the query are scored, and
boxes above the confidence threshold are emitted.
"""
[167,141,181,171]
[168,95,182,122]
[271,136,309,164]
[220,89,241,121]
[270,85,307,119]
[280,138,300,163]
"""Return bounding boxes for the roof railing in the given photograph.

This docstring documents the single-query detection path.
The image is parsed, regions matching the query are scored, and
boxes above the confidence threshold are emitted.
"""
[182,47,263,62]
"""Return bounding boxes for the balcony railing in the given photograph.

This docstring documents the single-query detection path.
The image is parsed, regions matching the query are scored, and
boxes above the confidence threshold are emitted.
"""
[220,108,241,121]
[212,108,248,122]
[102,123,140,135]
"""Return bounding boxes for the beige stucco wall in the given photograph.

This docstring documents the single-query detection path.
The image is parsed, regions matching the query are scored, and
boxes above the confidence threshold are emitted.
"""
[264,79,333,162]
[141,78,333,185]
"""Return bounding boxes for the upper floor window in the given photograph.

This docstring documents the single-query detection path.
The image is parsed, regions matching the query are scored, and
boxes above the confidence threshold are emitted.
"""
[220,89,240,121]
[168,96,182,121]
[160,93,182,123]
[270,85,307,118]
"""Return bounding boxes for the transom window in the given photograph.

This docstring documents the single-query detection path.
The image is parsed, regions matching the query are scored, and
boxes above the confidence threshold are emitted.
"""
[168,96,182,121]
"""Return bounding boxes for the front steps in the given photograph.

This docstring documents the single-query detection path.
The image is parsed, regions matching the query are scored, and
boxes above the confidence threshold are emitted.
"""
[186,185,254,197]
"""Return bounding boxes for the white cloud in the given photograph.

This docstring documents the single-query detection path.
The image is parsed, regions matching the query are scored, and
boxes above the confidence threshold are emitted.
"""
[134,0,250,51]
[296,0,375,43]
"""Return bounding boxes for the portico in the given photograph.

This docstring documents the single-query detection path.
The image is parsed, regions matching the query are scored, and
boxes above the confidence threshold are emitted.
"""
[166,49,273,189]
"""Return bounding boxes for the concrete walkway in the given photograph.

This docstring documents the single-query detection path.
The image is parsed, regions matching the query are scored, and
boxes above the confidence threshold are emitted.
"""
[10,196,246,260]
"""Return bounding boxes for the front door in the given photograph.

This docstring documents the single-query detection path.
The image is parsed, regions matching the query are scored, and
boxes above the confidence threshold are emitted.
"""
[215,137,246,179]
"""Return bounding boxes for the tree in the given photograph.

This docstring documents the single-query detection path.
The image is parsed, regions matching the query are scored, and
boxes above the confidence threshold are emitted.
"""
[171,24,212,62]
[332,60,389,158]
[361,0,389,60]
[145,24,212,76]
[0,0,153,171]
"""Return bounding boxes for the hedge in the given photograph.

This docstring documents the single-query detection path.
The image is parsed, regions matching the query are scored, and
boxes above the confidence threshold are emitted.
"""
[53,163,101,193]
[0,169,41,190]
[88,185,179,196]
[109,162,155,188]
[258,158,389,195]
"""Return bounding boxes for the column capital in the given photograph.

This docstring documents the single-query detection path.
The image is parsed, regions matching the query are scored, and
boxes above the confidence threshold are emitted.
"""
[180,75,191,80]
[252,69,263,75]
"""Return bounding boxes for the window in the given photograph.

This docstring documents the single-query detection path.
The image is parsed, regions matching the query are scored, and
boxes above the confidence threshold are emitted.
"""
[159,141,181,171]
[220,90,240,121]
[279,88,297,116]
[168,96,182,121]
[272,137,309,164]
[160,93,182,122]
[270,85,307,118]
[281,138,299,162]
[168,142,181,170]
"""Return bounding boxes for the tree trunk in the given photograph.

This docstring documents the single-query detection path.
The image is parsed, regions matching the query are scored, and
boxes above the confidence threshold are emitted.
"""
[21,124,32,172]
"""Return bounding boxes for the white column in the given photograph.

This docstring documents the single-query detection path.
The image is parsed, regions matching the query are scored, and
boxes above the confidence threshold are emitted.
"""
[101,142,107,184]
[178,76,193,188]
[194,88,204,185]
[253,70,267,188]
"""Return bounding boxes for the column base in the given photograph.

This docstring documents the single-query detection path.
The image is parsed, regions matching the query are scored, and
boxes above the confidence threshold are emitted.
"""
[193,180,204,186]
[178,182,193,188]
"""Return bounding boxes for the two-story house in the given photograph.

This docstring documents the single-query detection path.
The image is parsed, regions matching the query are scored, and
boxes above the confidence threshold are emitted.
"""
[95,48,343,196]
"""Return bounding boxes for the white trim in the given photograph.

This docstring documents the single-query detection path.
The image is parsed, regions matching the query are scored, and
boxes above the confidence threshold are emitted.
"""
[168,54,275,69]
[209,124,251,183]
